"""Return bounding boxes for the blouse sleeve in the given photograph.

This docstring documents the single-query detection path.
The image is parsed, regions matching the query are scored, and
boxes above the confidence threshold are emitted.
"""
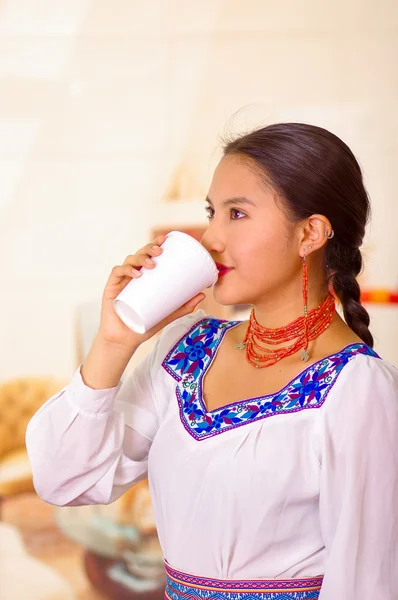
[25,310,206,507]
[314,354,398,599]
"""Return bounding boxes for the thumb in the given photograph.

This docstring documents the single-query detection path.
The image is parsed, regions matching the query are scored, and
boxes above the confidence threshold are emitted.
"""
[183,293,206,312]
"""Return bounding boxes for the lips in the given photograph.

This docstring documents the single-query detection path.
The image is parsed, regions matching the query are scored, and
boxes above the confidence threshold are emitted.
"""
[215,262,233,276]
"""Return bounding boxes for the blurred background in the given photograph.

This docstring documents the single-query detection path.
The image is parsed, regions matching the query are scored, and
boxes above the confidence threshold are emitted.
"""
[0,1,397,598]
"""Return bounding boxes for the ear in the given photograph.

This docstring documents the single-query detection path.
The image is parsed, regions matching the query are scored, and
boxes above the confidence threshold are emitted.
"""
[298,214,334,258]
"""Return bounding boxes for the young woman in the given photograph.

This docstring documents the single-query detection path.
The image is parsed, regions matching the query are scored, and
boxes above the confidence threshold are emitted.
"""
[26,123,398,599]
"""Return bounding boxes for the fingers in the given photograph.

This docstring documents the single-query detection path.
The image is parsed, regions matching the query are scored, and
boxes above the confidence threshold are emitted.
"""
[105,264,139,288]
[123,241,164,269]
[108,237,167,288]
[154,234,166,245]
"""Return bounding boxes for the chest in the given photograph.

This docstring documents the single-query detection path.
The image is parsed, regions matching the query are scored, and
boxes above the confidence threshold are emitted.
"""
[201,342,309,413]
[160,317,371,442]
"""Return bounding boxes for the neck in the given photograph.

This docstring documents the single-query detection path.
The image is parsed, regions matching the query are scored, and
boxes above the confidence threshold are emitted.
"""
[251,278,330,331]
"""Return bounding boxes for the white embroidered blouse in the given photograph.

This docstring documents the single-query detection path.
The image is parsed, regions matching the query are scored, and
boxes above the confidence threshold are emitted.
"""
[26,310,398,599]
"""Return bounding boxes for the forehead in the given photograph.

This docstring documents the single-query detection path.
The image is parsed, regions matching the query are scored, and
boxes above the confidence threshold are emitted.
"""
[208,154,272,203]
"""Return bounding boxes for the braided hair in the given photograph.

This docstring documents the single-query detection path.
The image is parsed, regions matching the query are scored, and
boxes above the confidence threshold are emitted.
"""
[223,122,374,347]
[327,247,373,347]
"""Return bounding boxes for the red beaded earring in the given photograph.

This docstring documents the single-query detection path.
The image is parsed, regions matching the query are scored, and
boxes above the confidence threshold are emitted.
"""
[301,255,309,361]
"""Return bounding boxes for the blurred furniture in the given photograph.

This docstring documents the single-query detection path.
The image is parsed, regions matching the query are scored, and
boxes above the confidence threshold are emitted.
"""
[0,521,76,600]
[55,480,165,599]
[83,551,164,600]
[0,376,66,516]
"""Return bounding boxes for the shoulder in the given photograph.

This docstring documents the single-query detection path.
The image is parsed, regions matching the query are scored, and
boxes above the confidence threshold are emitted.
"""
[131,311,226,384]
[334,350,398,391]
[322,349,398,419]
[153,310,224,372]
[311,351,398,458]
[158,312,237,382]
[156,310,213,354]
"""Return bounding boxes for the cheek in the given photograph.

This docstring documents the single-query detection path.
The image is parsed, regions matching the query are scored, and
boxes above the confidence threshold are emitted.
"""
[234,233,276,269]
[234,232,293,282]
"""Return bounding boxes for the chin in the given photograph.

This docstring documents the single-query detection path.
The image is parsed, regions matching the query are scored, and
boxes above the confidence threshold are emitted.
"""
[212,284,253,307]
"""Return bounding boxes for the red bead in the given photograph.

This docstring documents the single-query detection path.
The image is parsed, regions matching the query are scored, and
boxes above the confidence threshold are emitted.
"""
[245,295,336,368]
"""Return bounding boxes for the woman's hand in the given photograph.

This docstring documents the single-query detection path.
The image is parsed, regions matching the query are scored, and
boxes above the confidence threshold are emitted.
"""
[98,234,206,350]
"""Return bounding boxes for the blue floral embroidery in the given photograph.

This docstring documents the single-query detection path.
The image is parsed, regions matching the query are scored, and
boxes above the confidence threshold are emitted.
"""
[163,319,231,382]
[162,318,381,441]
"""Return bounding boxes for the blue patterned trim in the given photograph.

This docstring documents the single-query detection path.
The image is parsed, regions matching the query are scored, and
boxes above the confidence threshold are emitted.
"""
[164,561,323,600]
[162,318,380,441]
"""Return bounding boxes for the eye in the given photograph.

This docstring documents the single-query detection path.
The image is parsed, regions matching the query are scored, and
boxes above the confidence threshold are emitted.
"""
[230,208,245,220]
[204,206,246,221]
[205,206,214,220]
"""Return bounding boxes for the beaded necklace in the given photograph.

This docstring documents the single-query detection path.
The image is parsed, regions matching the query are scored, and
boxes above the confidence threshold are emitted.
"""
[236,294,336,368]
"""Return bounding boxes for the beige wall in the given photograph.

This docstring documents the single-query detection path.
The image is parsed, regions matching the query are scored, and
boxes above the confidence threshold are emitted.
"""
[0,0,397,380]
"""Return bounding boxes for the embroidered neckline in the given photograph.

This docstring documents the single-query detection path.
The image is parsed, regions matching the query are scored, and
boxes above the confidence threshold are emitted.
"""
[162,317,381,441]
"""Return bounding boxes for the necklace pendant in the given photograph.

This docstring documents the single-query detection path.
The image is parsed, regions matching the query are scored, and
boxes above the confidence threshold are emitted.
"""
[236,341,246,350]
[301,348,310,362]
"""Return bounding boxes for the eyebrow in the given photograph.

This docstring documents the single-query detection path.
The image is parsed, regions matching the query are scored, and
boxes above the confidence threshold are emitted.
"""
[205,196,256,208]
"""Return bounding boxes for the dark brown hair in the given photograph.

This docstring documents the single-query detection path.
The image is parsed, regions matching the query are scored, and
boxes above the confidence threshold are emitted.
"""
[223,122,373,347]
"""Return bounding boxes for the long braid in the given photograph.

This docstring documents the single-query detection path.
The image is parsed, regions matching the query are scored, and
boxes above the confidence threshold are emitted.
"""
[328,247,374,347]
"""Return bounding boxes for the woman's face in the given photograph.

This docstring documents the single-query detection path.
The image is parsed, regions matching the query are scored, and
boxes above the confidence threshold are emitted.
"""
[201,154,300,307]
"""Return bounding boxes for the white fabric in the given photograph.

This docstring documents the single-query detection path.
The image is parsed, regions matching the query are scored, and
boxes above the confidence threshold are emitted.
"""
[26,310,398,599]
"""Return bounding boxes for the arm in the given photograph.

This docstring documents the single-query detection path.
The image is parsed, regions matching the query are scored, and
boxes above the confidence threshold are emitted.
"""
[315,356,398,599]
[25,334,162,507]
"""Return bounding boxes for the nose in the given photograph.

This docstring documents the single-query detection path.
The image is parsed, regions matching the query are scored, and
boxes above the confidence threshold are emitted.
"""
[200,223,225,256]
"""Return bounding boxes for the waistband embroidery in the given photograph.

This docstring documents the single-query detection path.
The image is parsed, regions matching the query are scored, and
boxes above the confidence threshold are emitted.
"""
[164,561,323,600]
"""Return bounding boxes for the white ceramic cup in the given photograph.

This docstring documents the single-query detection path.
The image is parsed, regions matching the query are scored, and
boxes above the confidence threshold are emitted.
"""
[113,231,218,334]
